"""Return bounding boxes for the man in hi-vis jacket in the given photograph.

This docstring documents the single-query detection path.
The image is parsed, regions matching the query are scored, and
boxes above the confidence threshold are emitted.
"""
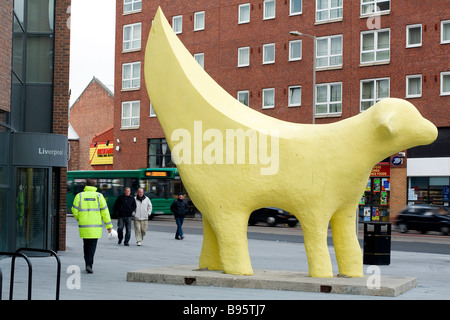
[72,179,112,273]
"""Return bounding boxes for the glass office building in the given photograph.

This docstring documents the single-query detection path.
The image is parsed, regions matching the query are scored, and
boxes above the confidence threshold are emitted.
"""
[0,0,71,253]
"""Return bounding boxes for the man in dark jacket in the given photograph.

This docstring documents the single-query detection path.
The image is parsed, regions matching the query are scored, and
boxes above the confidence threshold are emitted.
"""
[113,187,136,246]
[170,193,189,240]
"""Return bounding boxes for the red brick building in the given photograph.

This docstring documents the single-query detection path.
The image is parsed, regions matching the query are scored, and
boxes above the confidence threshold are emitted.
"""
[69,76,114,170]
[114,0,450,221]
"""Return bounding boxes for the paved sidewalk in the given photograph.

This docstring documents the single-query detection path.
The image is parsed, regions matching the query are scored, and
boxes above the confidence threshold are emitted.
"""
[1,215,449,300]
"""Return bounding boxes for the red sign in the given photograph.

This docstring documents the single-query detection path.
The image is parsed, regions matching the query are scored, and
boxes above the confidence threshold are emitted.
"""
[370,165,390,177]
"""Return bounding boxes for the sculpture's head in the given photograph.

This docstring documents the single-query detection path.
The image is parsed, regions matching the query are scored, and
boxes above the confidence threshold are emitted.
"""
[370,98,438,151]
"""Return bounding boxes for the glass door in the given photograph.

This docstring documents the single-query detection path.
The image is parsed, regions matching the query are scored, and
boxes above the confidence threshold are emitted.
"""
[15,168,49,250]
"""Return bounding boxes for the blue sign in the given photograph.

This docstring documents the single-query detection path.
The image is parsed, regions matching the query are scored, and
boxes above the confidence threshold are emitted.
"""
[392,157,403,165]
[443,186,449,202]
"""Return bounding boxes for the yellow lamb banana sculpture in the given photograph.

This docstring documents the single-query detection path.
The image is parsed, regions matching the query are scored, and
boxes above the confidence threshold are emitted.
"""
[145,8,437,277]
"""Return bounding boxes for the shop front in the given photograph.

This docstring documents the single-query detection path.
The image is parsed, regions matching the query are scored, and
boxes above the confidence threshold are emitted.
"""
[359,164,391,222]
[407,157,450,208]
[0,132,67,253]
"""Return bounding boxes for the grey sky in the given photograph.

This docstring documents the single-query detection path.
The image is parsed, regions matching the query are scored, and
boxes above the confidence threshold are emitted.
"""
[69,0,116,107]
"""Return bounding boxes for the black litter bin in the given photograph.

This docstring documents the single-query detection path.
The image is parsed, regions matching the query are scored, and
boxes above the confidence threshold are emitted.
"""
[363,221,391,265]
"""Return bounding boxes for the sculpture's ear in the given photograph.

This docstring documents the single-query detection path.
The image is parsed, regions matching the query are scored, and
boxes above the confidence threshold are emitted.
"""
[377,112,396,138]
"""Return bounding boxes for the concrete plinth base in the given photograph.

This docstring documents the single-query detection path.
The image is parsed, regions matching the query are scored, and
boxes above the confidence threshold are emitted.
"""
[127,265,417,297]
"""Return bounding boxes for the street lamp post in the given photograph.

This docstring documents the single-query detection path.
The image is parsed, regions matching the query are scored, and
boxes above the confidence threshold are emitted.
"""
[290,31,316,124]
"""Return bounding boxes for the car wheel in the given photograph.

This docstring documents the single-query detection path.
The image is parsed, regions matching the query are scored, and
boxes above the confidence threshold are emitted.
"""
[397,223,408,233]
[266,216,276,227]
[288,221,297,227]
[440,226,450,236]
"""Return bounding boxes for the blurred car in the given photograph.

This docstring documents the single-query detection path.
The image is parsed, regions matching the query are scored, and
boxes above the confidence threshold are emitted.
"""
[248,207,298,227]
[394,204,450,235]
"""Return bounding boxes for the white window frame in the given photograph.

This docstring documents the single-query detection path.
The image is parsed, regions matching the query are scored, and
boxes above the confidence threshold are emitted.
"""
[172,15,183,34]
[406,24,422,48]
[262,43,275,64]
[360,28,390,65]
[194,53,204,68]
[123,0,142,14]
[315,82,342,115]
[290,0,302,16]
[150,102,156,117]
[122,62,141,90]
[441,20,450,44]
[360,77,390,111]
[238,3,251,24]
[262,88,275,109]
[316,0,343,23]
[289,40,302,61]
[194,11,205,31]
[288,85,302,107]
[123,23,141,52]
[263,0,276,20]
[238,47,250,67]
[406,74,422,98]
[237,90,250,107]
[121,101,140,128]
[316,34,342,68]
[441,71,450,96]
[361,0,390,16]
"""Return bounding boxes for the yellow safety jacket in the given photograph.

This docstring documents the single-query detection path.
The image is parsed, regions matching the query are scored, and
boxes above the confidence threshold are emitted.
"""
[71,186,113,239]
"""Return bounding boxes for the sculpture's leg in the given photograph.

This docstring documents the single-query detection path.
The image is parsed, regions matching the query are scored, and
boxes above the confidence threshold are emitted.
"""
[330,211,363,277]
[199,216,222,271]
[208,210,253,275]
[300,217,333,278]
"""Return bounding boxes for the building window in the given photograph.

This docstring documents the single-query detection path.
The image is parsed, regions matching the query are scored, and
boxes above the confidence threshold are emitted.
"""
[289,40,302,61]
[316,82,342,115]
[262,88,275,109]
[263,0,276,20]
[121,101,140,128]
[406,75,422,98]
[148,138,172,168]
[316,35,342,68]
[238,47,250,67]
[361,29,390,64]
[122,62,141,90]
[406,24,422,48]
[360,78,390,111]
[290,0,302,15]
[194,53,204,68]
[172,15,182,34]
[238,3,251,24]
[194,11,205,31]
[441,20,450,44]
[316,0,343,22]
[123,0,142,14]
[288,86,301,107]
[361,0,390,15]
[441,72,450,96]
[150,102,156,117]
[263,43,275,64]
[123,23,141,52]
[238,90,250,106]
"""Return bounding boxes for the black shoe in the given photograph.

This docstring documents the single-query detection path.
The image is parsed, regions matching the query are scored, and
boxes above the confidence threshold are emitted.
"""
[118,239,122,245]
[86,266,93,274]
[175,236,181,240]
[124,242,129,246]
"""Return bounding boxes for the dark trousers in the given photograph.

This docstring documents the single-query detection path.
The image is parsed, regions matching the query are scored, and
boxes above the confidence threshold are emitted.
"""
[118,216,132,244]
[175,216,184,238]
[83,238,98,268]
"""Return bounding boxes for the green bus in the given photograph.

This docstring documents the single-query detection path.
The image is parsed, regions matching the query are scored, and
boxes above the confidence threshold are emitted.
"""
[67,168,191,218]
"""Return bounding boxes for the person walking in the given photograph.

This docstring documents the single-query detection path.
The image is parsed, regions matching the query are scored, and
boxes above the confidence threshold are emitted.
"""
[113,187,136,246]
[71,179,113,273]
[132,188,152,246]
[170,192,189,240]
